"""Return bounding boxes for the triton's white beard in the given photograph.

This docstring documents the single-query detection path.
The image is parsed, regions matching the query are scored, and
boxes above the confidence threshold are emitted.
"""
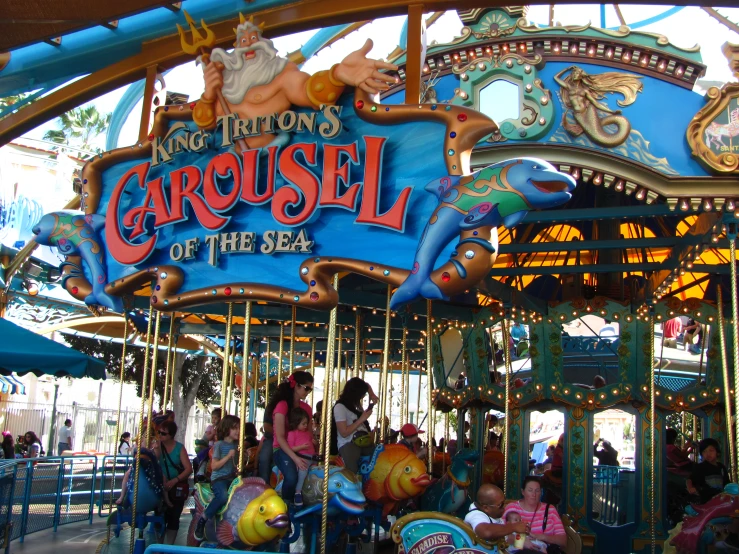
[208,40,288,105]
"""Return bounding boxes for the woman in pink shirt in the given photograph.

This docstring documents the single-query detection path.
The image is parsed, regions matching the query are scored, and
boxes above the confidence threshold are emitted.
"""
[287,407,317,506]
[265,370,314,505]
[503,476,567,552]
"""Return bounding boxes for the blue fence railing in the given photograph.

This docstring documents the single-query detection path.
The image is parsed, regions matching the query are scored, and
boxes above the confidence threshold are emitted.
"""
[0,454,199,554]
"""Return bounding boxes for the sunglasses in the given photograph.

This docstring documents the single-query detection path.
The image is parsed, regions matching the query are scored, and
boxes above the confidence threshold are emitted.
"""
[157,430,169,436]
[299,384,313,393]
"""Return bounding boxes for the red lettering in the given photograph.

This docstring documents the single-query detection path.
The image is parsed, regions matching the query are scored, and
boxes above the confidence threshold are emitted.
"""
[203,152,241,211]
[241,146,277,205]
[169,165,228,230]
[122,177,172,239]
[356,136,411,232]
[272,143,320,226]
[106,162,157,265]
[320,143,361,210]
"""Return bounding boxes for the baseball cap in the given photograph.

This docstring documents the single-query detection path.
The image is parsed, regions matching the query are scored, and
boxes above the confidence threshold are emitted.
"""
[401,423,424,437]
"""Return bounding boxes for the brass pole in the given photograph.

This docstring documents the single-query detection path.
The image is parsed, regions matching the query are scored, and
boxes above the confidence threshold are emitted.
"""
[717,286,736,480]
[336,325,343,401]
[227,346,237,414]
[265,338,271,410]
[379,286,392,442]
[401,326,408,424]
[129,307,153,554]
[309,339,316,410]
[729,234,739,475]
[109,314,128,515]
[220,303,234,412]
[162,315,175,410]
[426,300,434,474]
[355,312,361,378]
[502,319,512,498]
[278,323,285,383]
[238,301,252,474]
[362,340,367,381]
[320,275,339,554]
[416,360,423,427]
[289,306,296,374]
[146,309,162,436]
[650,315,656,554]
[443,411,449,475]
[142,309,159,448]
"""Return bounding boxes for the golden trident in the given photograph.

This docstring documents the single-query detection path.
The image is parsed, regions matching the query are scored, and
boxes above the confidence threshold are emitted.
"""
[177,10,249,151]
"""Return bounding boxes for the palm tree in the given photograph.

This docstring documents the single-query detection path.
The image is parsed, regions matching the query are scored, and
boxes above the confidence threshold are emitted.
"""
[43,105,112,153]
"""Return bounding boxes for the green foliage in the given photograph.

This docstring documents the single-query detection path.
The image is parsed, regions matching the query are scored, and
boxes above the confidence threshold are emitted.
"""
[64,334,220,407]
[43,105,112,155]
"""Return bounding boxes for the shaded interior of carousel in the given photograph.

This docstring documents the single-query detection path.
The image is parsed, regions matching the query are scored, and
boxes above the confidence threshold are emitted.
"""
[2,3,739,554]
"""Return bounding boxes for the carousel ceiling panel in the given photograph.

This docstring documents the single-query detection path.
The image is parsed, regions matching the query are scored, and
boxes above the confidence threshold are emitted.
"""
[0,0,183,53]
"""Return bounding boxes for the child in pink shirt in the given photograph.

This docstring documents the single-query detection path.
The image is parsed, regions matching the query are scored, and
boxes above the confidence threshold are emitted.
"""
[287,407,316,506]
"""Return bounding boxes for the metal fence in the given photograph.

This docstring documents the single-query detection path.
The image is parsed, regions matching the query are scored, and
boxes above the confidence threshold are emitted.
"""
[0,400,210,455]
[0,454,198,553]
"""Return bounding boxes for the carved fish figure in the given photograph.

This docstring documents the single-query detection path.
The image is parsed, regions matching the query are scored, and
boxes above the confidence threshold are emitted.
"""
[390,158,576,309]
[362,444,432,517]
[32,211,122,312]
[667,484,739,554]
[420,448,479,514]
[295,465,366,518]
[190,476,289,547]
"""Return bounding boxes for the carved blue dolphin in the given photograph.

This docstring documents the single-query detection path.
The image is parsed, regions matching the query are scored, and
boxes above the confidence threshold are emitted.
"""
[390,158,576,309]
[33,210,123,312]
[420,448,479,515]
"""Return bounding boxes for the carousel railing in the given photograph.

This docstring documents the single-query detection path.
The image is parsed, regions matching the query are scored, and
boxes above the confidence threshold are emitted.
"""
[0,455,98,553]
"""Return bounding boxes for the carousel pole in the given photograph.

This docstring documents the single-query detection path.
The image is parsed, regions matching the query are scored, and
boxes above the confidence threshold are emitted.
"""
[309,339,316,410]
[228,346,237,414]
[336,325,343,400]
[238,301,252,473]
[426,300,434,473]
[220,303,234,414]
[379,286,392,441]
[289,306,296,374]
[717,286,736,480]
[108,314,129,520]
[649,314,656,554]
[401,327,408,425]
[361,339,367,381]
[502,319,512,498]
[278,322,285,383]
[130,307,153,554]
[321,275,340,554]
[355,312,361,378]
[728,225,739,474]
[416,360,423,427]
[145,311,161,446]
[162,315,175,410]
[265,337,271,409]
[252,341,259,424]
[443,412,449,475]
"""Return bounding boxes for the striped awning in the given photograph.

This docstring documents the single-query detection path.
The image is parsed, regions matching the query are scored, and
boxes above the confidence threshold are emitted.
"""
[0,374,26,395]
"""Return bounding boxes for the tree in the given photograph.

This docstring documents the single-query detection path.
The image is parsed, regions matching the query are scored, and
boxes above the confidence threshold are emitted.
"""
[43,105,112,155]
[64,334,223,442]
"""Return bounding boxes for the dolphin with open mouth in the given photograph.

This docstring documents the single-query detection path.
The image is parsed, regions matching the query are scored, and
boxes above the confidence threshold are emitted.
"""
[390,158,576,309]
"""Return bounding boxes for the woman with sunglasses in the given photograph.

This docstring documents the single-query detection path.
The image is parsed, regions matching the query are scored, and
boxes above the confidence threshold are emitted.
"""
[153,420,193,544]
[265,370,314,504]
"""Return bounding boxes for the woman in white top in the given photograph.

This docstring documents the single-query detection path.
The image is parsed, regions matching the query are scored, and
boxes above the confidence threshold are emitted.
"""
[332,378,379,472]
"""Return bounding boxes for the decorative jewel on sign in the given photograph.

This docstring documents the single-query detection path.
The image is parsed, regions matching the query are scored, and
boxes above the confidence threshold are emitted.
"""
[160,272,167,279]
[441,272,451,282]
[465,250,475,259]
[224,287,232,295]
[457,114,467,122]
[310,292,319,301]
[356,100,364,109]
[301,267,309,275]
[152,296,158,303]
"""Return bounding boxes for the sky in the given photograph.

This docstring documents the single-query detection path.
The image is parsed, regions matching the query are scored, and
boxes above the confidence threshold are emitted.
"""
[26,5,739,152]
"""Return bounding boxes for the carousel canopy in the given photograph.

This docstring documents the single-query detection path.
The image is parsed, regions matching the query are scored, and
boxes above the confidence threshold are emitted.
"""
[0,317,106,379]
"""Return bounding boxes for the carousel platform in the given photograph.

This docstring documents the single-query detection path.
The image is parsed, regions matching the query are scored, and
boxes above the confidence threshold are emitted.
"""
[86,511,394,554]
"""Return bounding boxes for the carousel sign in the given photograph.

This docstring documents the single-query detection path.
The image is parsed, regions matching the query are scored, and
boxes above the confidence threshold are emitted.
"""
[33,14,576,313]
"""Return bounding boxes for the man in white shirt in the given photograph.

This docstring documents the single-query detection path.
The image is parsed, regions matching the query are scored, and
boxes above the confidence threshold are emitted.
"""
[58,419,73,455]
[464,484,528,540]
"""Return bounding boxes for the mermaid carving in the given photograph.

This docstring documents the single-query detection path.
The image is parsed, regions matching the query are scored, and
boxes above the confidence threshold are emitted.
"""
[554,66,643,148]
